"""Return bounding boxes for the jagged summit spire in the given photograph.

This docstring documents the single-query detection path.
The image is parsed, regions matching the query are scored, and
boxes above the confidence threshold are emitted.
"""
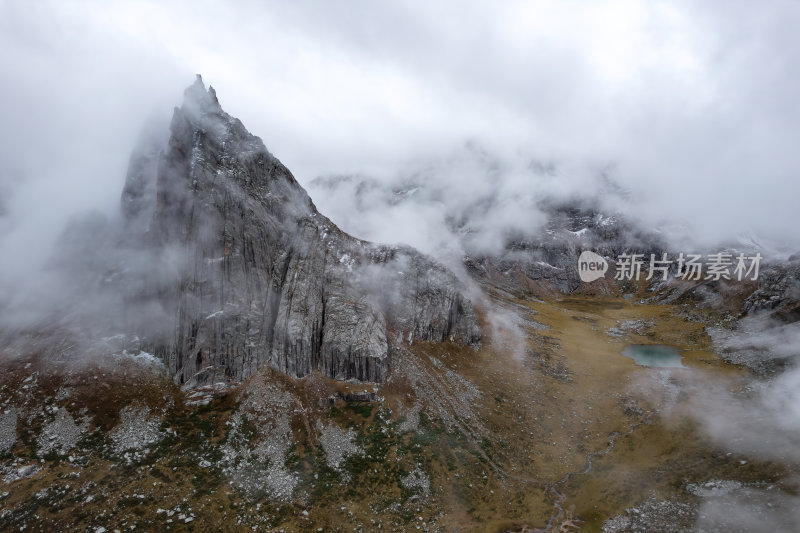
[119,77,480,386]
[181,74,220,113]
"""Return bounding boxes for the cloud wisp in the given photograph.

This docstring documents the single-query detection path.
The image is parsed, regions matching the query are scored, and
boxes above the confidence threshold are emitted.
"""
[2,1,800,294]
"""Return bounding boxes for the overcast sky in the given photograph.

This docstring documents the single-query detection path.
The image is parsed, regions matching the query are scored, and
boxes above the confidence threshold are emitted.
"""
[2,0,800,278]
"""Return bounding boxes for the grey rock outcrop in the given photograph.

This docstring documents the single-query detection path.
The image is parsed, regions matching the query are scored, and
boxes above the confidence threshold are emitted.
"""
[742,260,800,322]
[122,76,480,386]
[465,200,667,295]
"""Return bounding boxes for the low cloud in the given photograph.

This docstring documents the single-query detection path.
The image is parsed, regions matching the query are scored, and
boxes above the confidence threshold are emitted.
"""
[2,1,800,301]
[690,318,800,463]
[624,316,800,531]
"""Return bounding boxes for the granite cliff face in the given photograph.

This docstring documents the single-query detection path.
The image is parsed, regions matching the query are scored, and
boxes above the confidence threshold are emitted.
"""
[121,76,480,386]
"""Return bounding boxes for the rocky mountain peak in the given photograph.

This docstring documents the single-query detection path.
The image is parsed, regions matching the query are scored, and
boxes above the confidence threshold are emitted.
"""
[182,74,221,114]
[120,77,480,386]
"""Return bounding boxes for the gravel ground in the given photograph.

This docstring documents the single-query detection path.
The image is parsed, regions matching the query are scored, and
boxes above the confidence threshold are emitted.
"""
[1,463,41,484]
[220,375,299,501]
[0,409,17,453]
[400,468,430,497]
[109,405,163,452]
[397,401,422,434]
[602,497,696,532]
[389,348,485,436]
[317,421,361,470]
[607,319,656,338]
[36,408,89,457]
[603,480,800,532]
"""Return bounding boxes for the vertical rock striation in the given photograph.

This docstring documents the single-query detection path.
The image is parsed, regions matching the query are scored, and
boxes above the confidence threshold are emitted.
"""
[122,76,480,386]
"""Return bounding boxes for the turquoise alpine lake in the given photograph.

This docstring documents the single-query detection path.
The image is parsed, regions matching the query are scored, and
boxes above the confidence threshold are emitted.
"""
[622,344,683,368]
